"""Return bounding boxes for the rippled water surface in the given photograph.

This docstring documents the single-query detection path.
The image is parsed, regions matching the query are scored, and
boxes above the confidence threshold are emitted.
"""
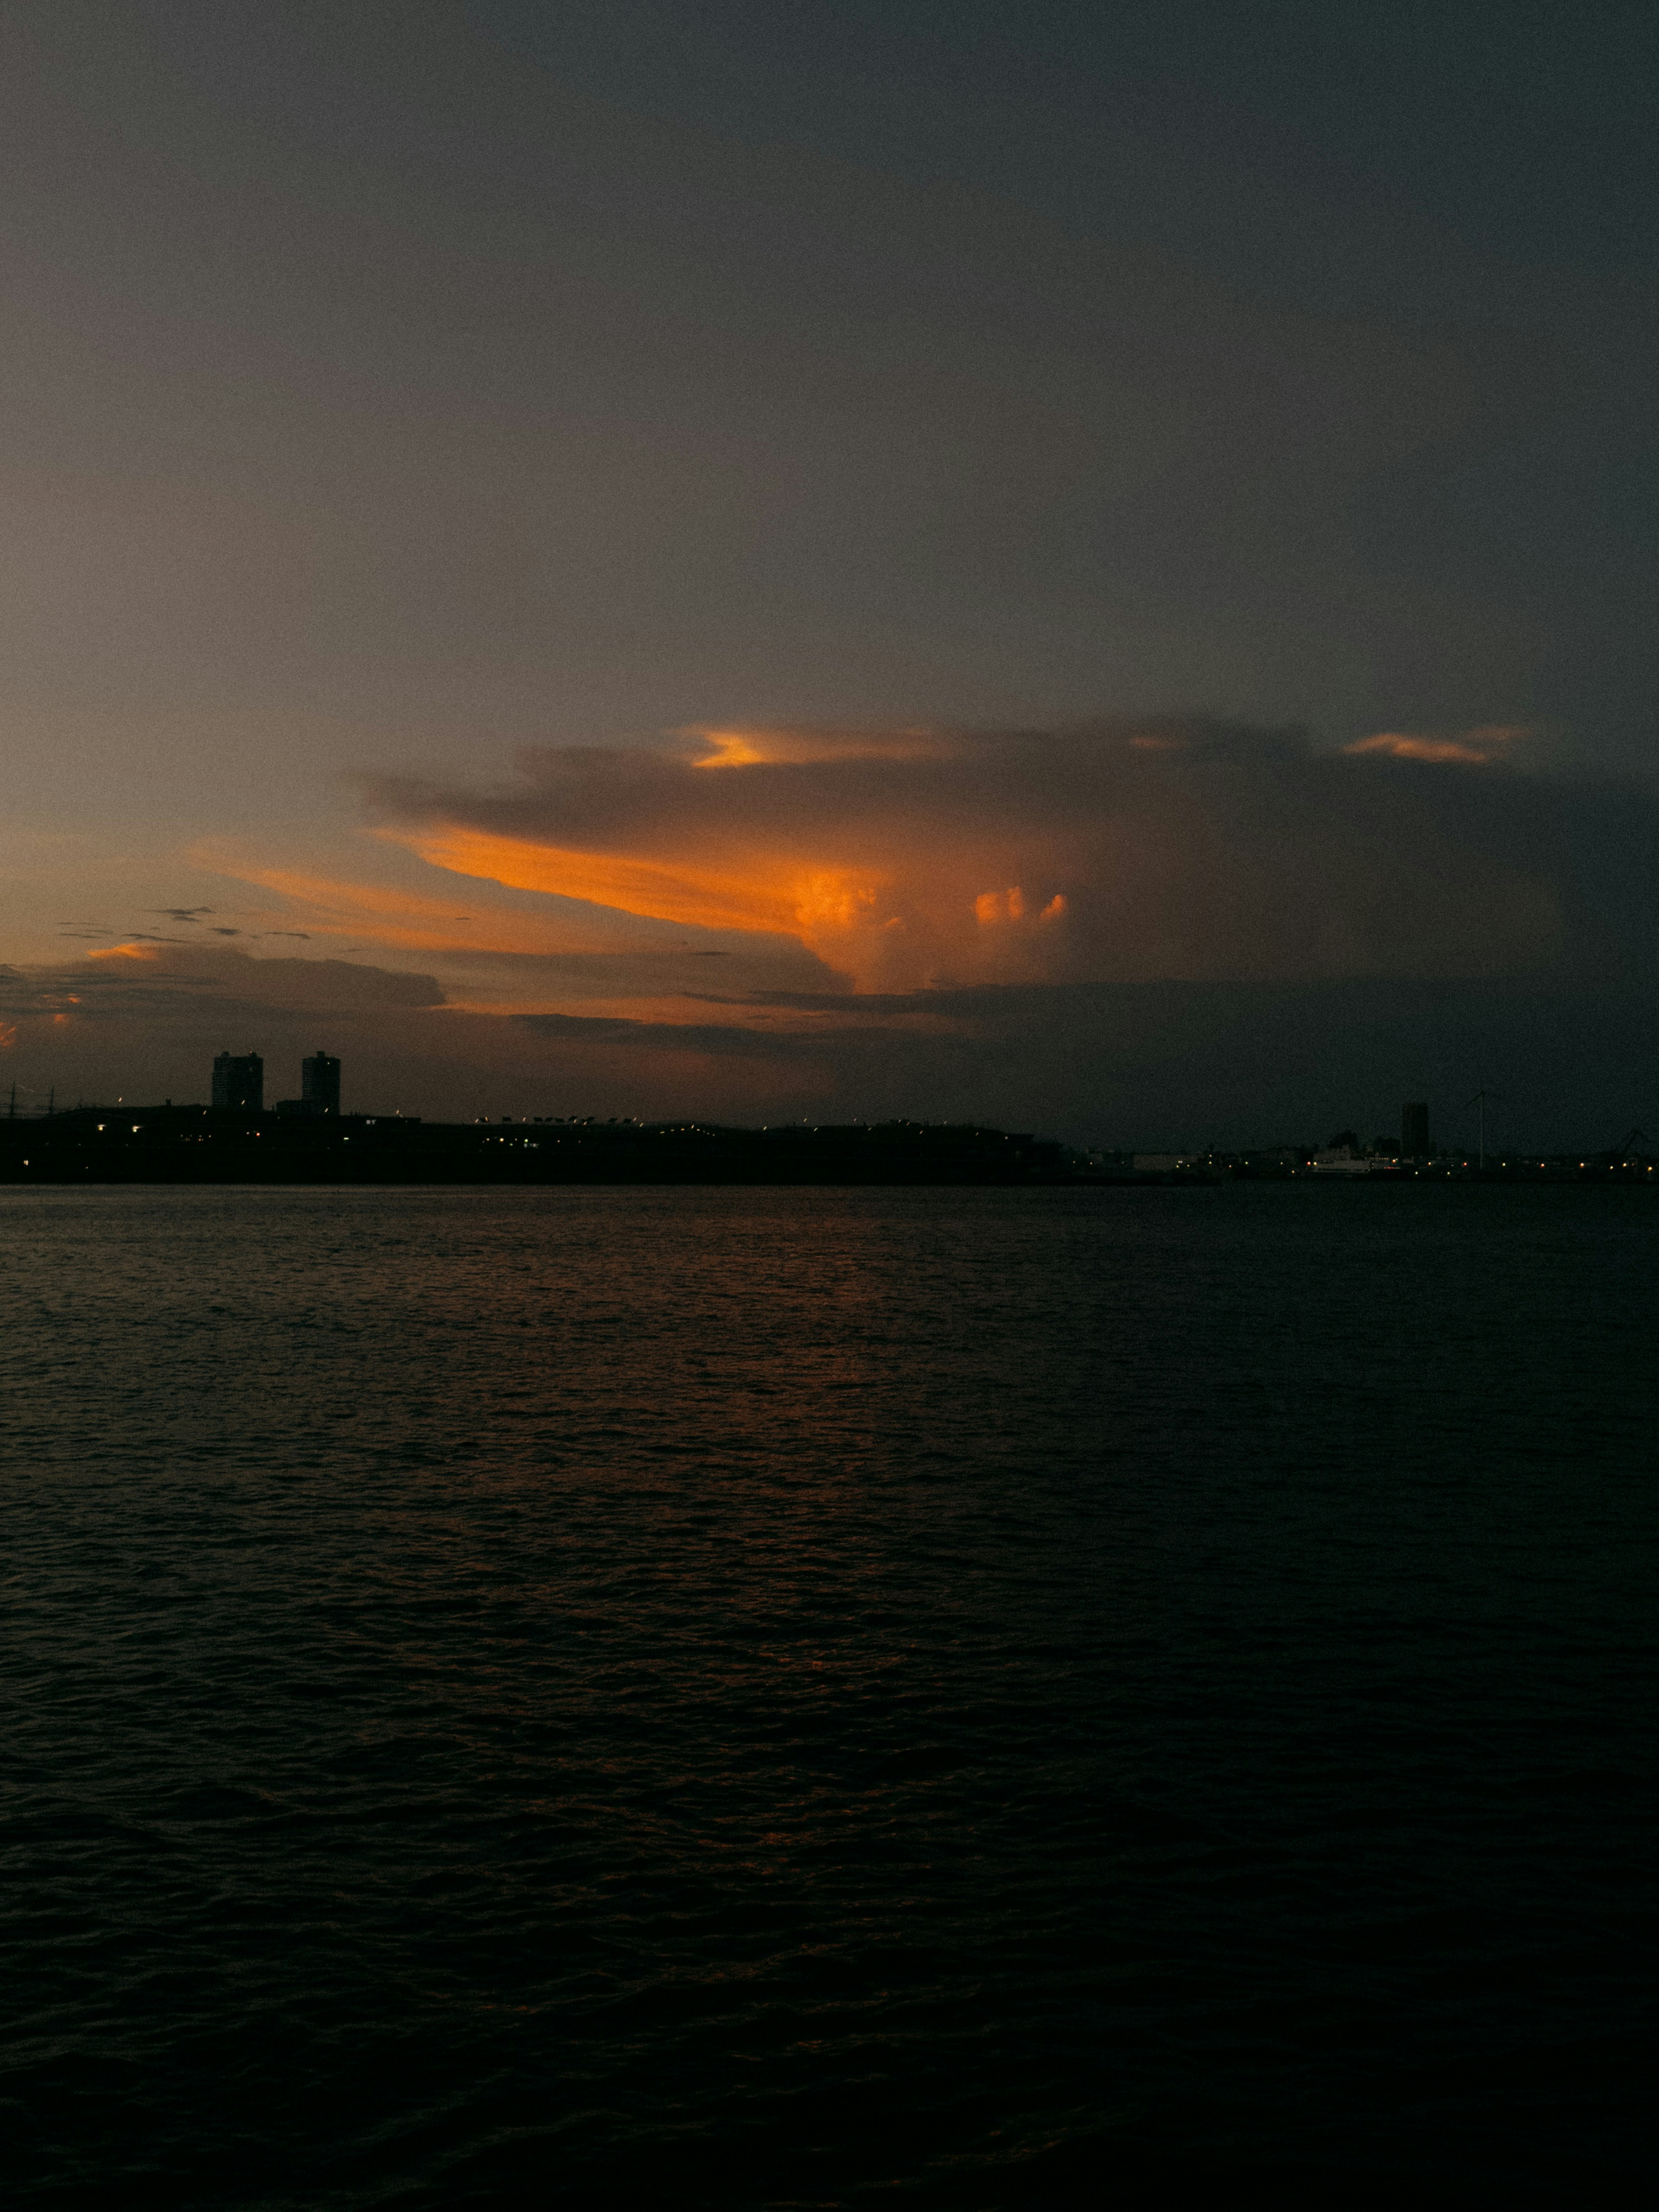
[4,1185,1656,2206]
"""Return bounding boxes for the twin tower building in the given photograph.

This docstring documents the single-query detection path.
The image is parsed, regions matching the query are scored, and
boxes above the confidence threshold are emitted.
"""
[211,1050,341,1117]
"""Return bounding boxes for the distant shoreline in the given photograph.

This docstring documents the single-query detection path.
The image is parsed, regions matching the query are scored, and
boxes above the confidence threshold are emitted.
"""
[0,1106,1651,1187]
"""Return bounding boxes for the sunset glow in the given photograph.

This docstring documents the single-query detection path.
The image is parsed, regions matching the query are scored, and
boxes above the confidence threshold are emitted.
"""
[400,830,891,944]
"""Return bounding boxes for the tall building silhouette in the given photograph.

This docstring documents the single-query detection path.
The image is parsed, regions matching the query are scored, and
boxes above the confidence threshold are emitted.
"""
[302,1051,341,1115]
[1402,1101,1430,1157]
[213,1052,264,1111]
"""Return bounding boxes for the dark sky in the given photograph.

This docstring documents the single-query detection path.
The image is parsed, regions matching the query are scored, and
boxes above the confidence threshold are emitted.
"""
[2,3,1655,1141]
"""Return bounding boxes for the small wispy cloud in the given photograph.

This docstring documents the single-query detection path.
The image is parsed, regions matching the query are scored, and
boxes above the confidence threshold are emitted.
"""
[1344,725,1534,766]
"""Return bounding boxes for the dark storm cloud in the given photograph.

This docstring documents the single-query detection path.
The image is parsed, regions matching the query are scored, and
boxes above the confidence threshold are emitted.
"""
[364,723,1659,991]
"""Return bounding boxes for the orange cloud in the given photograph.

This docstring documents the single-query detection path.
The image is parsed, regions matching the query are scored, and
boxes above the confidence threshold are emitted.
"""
[400,830,877,940]
[190,855,655,958]
[360,721,1581,989]
[976,887,1026,923]
[1344,725,1532,766]
[1345,733,1489,764]
[216,862,552,952]
[685,724,957,769]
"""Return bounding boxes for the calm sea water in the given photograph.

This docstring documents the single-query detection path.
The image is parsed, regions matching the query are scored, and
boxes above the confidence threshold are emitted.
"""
[3,1185,1656,2206]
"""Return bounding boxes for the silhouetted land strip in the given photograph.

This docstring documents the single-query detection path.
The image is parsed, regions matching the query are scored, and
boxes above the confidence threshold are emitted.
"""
[2,1107,1652,1185]
[0,1107,1077,1186]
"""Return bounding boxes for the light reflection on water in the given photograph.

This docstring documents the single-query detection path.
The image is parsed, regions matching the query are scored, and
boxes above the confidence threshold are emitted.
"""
[3,1185,1656,2205]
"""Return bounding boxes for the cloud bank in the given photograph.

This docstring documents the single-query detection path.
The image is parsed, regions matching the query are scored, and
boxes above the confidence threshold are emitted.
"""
[362,721,1655,993]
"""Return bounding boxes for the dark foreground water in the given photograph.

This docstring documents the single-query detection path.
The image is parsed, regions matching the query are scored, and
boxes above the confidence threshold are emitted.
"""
[3,1185,1656,2207]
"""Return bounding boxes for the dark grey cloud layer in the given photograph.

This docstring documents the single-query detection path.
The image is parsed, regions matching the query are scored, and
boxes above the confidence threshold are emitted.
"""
[6,934,1649,1151]
[510,978,1656,1153]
